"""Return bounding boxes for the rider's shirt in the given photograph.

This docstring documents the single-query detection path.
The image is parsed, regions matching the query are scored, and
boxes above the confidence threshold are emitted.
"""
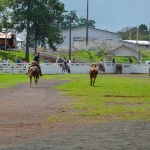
[34,55,40,63]
[64,59,67,65]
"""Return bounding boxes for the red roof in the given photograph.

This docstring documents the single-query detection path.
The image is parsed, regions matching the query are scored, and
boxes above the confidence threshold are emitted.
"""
[0,32,13,39]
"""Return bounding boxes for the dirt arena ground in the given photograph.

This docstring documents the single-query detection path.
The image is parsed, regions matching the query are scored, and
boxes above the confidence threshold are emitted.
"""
[0,79,150,150]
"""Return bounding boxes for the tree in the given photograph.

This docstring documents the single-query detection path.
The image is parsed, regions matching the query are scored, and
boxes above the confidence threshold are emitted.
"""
[61,10,95,30]
[29,0,65,52]
[96,48,109,58]
[139,24,148,34]
[3,0,65,62]
[117,24,149,40]
[0,0,10,31]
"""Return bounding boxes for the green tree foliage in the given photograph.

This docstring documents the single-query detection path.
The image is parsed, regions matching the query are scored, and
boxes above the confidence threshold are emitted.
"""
[0,0,11,31]
[1,0,65,62]
[117,24,149,40]
[96,48,109,58]
[61,10,95,30]
[139,24,148,34]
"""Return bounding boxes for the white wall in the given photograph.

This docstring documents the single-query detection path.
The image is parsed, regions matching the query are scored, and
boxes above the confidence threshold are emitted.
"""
[60,27,122,47]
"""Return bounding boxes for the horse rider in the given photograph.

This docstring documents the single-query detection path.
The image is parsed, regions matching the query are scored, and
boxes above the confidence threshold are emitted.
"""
[28,52,43,76]
[99,59,104,66]
[99,59,105,73]
[63,57,68,68]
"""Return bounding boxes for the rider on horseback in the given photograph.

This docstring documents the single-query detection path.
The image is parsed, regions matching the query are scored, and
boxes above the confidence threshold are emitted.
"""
[28,52,43,76]
[63,57,68,68]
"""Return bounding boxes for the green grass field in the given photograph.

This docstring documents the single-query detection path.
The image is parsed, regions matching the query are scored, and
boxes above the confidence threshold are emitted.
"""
[0,74,150,123]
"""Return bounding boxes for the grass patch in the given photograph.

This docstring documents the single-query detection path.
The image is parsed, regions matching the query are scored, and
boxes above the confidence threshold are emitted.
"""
[0,50,34,62]
[0,74,150,123]
[53,74,150,122]
[0,74,30,88]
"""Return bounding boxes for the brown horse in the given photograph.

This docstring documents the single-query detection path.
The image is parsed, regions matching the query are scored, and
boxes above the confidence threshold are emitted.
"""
[98,64,105,74]
[28,66,39,87]
[89,64,98,86]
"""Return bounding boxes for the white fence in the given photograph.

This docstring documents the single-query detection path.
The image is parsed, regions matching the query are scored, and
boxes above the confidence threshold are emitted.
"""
[0,63,150,74]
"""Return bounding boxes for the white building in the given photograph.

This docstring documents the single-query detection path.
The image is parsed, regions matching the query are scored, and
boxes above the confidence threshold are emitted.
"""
[106,44,142,62]
[59,27,122,48]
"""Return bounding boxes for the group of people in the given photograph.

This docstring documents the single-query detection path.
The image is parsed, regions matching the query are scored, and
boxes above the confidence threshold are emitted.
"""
[58,57,75,64]
[0,58,10,64]
[58,57,69,67]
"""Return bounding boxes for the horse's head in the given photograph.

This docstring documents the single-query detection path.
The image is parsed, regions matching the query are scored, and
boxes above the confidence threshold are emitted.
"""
[29,66,39,77]
[29,66,39,86]
[91,64,97,68]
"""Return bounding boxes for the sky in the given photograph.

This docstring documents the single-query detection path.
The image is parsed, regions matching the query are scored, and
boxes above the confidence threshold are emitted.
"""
[60,0,150,33]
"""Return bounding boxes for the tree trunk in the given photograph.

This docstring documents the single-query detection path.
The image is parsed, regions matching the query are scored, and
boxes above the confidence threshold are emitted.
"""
[34,36,37,54]
[25,19,30,62]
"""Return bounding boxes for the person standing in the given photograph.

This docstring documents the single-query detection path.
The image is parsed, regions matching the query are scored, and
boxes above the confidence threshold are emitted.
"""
[16,57,21,63]
[99,59,104,66]
[112,58,115,66]
[1,58,5,63]
[43,58,47,63]
[5,58,10,65]
[129,58,132,64]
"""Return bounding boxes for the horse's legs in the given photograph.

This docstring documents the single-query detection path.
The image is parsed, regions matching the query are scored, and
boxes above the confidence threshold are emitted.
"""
[30,77,32,87]
[35,78,37,85]
[90,77,92,86]
[93,78,95,87]
[35,76,38,85]
[35,79,37,85]
[34,76,37,85]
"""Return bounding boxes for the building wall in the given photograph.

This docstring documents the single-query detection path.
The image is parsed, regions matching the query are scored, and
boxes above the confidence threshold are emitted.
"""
[109,45,142,61]
[59,27,122,47]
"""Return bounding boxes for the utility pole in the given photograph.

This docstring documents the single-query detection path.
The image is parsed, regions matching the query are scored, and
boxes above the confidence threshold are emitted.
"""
[136,27,140,65]
[149,22,150,49]
[69,19,71,61]
[86,0,89,51]
[67,15,75,62]
[136,27,138,51]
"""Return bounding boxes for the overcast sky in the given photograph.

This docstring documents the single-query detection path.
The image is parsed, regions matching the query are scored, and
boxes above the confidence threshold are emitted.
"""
[60,0,150,33]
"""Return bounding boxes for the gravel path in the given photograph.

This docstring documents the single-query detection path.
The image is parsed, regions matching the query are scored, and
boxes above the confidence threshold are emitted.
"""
[0,79,150,150]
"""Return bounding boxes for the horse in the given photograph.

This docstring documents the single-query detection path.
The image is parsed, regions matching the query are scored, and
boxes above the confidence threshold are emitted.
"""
[89,64,98,86]
[115,64,122,74]
[98,64,105,74]
[28,66,39,87]
[60,63,71,74]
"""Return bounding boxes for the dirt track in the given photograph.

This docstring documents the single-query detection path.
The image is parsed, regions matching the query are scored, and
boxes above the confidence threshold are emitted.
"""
[0,79,150,150]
